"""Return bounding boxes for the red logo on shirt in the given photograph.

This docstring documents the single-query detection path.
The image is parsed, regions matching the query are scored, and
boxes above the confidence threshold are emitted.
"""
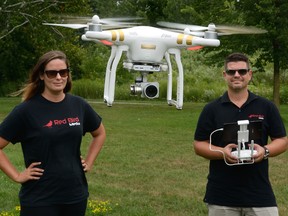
[43,117,80,128]
[43,120,53,128]
[248,114,264,120]
[67,117,80,126]
[54,119,67,125]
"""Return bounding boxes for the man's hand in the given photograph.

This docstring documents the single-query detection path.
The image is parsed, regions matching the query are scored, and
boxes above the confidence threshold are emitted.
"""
[251,143,266,163]
[223,143,239,164]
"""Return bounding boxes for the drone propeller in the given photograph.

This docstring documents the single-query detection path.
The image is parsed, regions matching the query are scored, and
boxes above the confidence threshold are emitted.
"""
[42,23,87,29]
[62,15,141,25]
[43,15,141,30]
[157,21,208,32]
[157,21,267,38]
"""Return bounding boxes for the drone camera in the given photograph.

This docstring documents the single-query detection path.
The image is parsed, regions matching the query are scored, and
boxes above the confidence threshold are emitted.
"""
[143,82,159,98]
[130,84,142,95]
[130,82,159,99]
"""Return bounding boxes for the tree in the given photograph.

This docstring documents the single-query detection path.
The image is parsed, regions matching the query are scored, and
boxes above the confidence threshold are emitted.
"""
[240,0,288,107]
[0,0,91,86]
[162,0,288,106]
[1,0,287,103]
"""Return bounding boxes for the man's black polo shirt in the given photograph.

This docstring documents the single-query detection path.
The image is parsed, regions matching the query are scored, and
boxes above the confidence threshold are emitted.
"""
[194,91,286,207]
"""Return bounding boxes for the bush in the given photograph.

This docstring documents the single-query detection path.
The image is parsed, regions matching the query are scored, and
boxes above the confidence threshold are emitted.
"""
[1,66,287,105]
[0,82,22,97]
[72,79,104,99]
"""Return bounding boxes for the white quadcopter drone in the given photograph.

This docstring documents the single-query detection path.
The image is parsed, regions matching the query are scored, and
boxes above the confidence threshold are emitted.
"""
[43,15,266,109]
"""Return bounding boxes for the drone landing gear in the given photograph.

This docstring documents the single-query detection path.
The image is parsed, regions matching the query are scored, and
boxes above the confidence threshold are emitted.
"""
[104,45,129,106]
[165,48,183,110]
[103,46,184,110]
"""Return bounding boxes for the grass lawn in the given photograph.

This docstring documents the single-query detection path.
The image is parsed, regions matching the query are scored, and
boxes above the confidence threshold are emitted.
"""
[0,97,287,215]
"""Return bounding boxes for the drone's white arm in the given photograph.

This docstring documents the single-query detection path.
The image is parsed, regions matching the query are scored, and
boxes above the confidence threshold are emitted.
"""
[82,35,100,42]
[85,31,112,40]
[192,37,220,47]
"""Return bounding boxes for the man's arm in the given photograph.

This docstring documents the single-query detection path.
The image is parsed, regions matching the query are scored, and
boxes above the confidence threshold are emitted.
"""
[265,137,288,158]
[193,140,238,163]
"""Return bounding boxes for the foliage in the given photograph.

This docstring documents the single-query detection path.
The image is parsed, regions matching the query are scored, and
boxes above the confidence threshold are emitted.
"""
[160,0,288,105]
[78,45,110,80]
[87,200,119,215]
[0,205,20,216]
[0,0,288,104]
[0,200,118,216]
[72,79,104,99]
[0,0,91,84]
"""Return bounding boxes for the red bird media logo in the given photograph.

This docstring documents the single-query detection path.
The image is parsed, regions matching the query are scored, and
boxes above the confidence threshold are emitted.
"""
[43,120,53,128]
[43,117,80,128]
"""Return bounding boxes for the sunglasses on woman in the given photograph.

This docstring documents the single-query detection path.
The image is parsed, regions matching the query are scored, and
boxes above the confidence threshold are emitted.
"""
[44,68,69,79]
[225,69,249,76]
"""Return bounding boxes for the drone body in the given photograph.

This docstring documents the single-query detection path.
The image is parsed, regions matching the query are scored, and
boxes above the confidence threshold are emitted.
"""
[43,15,266,109]
[81,26,220,109]
[84,26,219,63]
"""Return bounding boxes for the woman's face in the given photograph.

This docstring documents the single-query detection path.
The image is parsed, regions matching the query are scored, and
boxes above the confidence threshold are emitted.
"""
[40,59,69,95]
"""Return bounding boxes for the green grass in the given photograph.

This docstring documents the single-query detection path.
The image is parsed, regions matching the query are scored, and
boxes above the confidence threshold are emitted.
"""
[0,97,287,215]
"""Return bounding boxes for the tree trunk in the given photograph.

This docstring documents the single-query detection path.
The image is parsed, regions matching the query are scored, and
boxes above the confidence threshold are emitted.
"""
[273,62,280,108]
[273,39,280,108]
[272,0,282,109]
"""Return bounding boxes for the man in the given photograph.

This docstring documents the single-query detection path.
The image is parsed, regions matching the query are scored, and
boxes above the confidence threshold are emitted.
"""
[193,52,288,216]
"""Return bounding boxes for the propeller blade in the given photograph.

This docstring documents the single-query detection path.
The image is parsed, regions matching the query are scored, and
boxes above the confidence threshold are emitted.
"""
[43,23,87,29]
[100,17,142,23]
[215,25,268,34]
[43,15,141,31]
[157,21,267,36]
[157,21,208,31]
[60,15,141,26]
[162,28,203,36]
[185,32,205,37]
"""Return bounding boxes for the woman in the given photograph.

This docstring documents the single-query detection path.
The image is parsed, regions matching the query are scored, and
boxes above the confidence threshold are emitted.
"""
[0,50,106,216]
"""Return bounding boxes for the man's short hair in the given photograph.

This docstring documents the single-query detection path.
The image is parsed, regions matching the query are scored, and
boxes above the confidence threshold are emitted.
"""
[224,53,250,70]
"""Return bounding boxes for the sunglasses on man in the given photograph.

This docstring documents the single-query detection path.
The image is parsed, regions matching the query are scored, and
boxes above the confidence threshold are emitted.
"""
[44,68,69,79]
[225,69,249,76]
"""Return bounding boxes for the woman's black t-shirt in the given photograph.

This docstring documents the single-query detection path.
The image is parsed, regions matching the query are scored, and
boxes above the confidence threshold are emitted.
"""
[0,94,102,206]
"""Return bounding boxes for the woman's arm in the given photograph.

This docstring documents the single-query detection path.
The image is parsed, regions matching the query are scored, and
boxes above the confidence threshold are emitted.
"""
[0,137,44,183]
[82,123,106,172]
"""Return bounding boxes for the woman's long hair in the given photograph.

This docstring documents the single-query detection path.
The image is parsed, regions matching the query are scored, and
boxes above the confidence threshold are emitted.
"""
[16,50,72,101]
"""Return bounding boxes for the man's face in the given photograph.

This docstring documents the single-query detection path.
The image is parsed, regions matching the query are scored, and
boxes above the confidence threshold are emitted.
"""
[223,61,252,91]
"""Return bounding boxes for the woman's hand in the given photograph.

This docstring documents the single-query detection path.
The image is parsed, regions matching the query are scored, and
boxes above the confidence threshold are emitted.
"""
[81,156,90,172]
[15,162,44,183]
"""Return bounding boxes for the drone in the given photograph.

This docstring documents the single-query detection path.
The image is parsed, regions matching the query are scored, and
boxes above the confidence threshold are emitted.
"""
[43,15,267,109]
